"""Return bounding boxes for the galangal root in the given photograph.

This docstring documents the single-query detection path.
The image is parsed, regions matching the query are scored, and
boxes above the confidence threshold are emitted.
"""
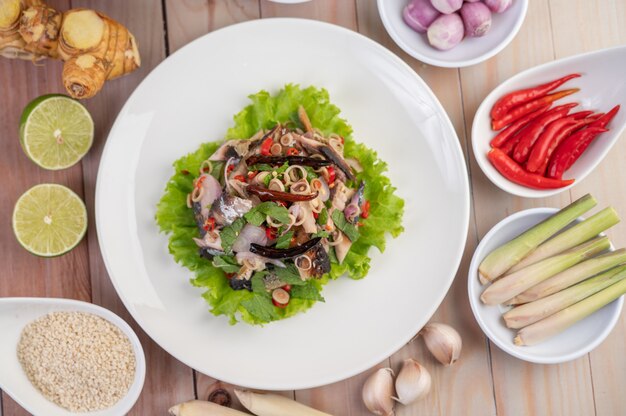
[0,0,140,99]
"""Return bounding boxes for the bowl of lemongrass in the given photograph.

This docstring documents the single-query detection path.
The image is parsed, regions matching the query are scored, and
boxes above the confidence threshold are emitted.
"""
[468,194,626,364]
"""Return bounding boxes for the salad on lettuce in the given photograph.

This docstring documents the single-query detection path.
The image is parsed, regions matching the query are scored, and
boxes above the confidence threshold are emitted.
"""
[156,85,404,324]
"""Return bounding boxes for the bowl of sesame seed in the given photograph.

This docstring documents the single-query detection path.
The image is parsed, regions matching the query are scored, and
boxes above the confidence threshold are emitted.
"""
[0,297,146,416]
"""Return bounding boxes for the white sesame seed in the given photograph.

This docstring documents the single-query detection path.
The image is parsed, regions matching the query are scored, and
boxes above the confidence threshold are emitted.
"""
[17,311,136,412]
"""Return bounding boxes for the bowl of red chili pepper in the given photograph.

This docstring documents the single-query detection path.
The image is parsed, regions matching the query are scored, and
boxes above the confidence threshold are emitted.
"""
[472,46,626,198]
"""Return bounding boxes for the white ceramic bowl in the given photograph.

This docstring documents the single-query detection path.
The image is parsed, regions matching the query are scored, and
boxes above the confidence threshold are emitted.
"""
[472,46,626,198]
[468,208,623,364]
[377,0,528,68]
[0,298,146,416]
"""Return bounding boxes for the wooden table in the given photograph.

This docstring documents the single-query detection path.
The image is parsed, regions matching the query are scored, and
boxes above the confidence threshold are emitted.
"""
[2,1,625,415]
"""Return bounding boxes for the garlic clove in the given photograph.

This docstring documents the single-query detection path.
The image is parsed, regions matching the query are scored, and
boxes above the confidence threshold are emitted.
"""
[393,359,431,405]
[420,323,462,366]
[362,368,395,416]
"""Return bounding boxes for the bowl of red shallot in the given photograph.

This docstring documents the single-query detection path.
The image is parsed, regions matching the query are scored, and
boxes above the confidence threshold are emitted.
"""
[377,0,528,68]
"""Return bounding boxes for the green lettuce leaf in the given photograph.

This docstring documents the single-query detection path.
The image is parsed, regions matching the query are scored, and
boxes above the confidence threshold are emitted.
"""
[156,85,404,325]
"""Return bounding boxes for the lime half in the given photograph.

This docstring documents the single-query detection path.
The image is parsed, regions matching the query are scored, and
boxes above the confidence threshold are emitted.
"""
[12,184,87,257]
[19,94,94,170]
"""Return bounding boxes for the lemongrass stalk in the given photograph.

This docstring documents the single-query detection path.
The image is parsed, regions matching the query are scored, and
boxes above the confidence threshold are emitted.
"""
[508,248,626,305]
[169,400,253,416]
[508,207,620,273]
[514,277,626,346]
[234,390,332,416]
[480,236,609,305]
[478,194,596,284]
[504,265,626,328]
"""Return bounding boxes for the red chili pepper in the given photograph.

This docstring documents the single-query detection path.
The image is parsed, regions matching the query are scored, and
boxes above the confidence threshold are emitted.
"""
[195,175,207,189]
[247,171,257,180]
[491,74,580,122]
[488,148,574,189]
[272,299,288,308]
[234,174,246,182]
[526,116,580,173]
[361,200,371,219]
[313,211,319,219]
[260,138,274,156]
[283,285,292,292]
[512,103,577,163]
[265,227,277,240]
[225,272,235,280]
[547,127,609,179]
[490,104,551,148]
[534,116,598,174]
[202,217,216,232]
[500,133,522,156]
[327,166,336,184]
[569,110,594,120]
[227,164,235,174]
[590,105,620,128]
[202,166,211,173]
[286,147,299,156]
[492,89,579,131]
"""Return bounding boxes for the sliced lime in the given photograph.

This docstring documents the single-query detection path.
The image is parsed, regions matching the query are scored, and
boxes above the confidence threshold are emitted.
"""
[19,94,94,170]
[12,184,87,257]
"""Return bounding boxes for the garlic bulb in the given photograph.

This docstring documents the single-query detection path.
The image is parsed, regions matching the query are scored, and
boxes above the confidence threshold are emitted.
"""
[362,368,395,416]
[420,323,462,366]
[393,359,431,405]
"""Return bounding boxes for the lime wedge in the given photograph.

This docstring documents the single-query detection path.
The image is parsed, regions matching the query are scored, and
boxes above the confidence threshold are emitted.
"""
[12,184,87,257]
[19,94,94,170]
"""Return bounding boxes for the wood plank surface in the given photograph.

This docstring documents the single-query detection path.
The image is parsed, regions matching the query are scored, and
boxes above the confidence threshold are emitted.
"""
[2,0,626,415]
[459,1,598,415]
[74,1,197,414]
[0,2,85,414]
[548,1,626,415]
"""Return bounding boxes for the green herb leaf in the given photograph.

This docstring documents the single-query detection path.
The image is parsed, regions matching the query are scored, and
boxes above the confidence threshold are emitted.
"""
[312,230,330,239]
[220,218,246,254]
[276,163,290,174]
[249,163,273,171]
[212,256,240,273]
[241,293,280,322]
[251,272,269,296]
[317,207,328,225]
[331,210,360,242]
[245,202,290,226]
[273,264,307,286]
[275,231,294,249]
[291,283,325,302]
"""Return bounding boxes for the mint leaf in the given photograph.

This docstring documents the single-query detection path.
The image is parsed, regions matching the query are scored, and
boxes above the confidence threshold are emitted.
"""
[244,210,266,226]
[275,231,294,249]
[251,272,269,296]
[241,293,279,322]
[212,256,240,273]
[273,265,306,286]
[331,209,359,242]
[220,218,246,254]
[317,207,328,225]
[249,163,273,171]
[312,230,330,239]
[245,202,290,226]
[291,283,325,302]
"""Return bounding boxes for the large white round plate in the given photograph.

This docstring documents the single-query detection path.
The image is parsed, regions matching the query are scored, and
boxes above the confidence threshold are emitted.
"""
[96,19,469,390]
